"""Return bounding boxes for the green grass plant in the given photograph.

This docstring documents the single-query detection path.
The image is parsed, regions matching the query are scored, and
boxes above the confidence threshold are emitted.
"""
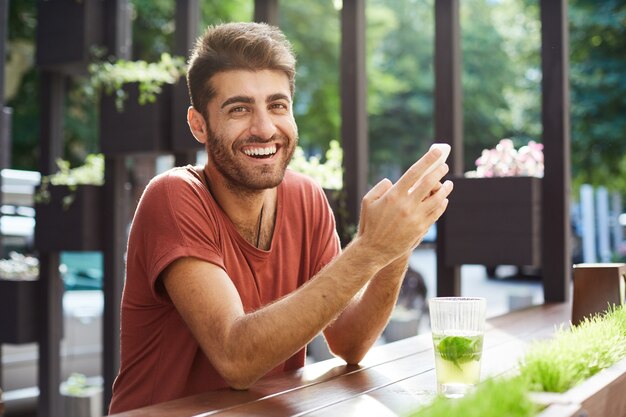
[406,377,538,417]
[519,305,626,393]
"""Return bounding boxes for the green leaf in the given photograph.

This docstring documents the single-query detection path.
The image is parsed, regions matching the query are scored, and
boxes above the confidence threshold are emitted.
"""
[438,335,482,369]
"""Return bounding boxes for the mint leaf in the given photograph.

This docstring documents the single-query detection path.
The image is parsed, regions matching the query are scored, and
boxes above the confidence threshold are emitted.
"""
[437,336,482,369]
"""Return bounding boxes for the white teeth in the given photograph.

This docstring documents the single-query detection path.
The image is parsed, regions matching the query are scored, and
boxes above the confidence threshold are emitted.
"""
[244,145,277,156]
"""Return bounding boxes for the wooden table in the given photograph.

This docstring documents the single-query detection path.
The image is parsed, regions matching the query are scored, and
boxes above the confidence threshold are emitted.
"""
[110,303,580,417]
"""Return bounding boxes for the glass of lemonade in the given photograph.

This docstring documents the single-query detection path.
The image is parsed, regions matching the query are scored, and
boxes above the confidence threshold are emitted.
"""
[429,297,486,398]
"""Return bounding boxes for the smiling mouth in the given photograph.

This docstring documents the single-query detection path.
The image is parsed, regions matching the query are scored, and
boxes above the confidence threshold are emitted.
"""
[243,145,278,159]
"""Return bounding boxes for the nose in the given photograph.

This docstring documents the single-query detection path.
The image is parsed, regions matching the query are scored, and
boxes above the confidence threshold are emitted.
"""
[249,110,277,140]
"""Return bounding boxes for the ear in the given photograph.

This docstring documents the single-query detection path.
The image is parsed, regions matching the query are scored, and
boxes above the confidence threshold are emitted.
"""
[188,107,208,144]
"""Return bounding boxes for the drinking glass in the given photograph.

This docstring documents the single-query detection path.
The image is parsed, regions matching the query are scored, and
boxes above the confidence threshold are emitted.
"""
[429,297,486,398]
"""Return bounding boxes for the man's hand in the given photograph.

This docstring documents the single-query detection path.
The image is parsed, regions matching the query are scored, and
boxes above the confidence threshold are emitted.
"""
[356,147,453,267]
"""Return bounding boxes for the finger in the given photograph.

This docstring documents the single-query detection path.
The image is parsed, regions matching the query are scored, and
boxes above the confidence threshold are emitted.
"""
[410,163,449,201]
[423,180,454,214]
[394,147,444,195]
[358,178,393,234]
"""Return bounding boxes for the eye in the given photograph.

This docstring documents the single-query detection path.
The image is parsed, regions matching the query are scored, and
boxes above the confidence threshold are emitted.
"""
[270,102,289,112]
[230,106,248,113]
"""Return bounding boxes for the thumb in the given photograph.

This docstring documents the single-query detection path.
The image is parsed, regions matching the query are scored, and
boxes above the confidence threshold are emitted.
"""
[358,178,392,234]
[364,178,393,202]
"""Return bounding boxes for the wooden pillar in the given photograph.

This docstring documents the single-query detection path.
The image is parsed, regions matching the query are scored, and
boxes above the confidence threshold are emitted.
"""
[0,0,6,169]
[102,156,127,411]
[173,0,200,167]
[540,0,571,302]
[0,108,11,170]
[340,0,368,232]
[102,0,132,411]
[254,0,279,26]
[0,0,7,390]
[37,71,66,417]
[434,0,462,296]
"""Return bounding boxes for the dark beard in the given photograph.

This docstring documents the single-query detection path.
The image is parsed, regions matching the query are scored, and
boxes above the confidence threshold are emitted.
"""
[205,129,297,195]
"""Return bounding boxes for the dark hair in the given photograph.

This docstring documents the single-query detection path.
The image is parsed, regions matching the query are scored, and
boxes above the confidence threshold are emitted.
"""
[187,22,297,119]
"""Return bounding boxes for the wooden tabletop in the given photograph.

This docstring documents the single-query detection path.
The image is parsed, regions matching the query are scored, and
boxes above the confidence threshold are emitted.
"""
[110,302,574,417]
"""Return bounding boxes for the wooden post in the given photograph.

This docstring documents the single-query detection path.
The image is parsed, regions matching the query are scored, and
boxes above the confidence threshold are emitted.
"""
[541,0,571,302]
[102,156,127,411]
[0,0,7,391]
[254,0,279,26]
[37,71,66,417]
[434,0,462,296]
[173,0,200,166]
[102,0,132,411]
[340,0,368,234]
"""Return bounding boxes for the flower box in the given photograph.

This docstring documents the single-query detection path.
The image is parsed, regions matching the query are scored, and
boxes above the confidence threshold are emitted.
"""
[443,176,542,267]
[35,0,105,75]
[530,357,626,417]
[100,82,172,155]
[0,278,39,344]
[61,384,103,417]
[34,185,104,252]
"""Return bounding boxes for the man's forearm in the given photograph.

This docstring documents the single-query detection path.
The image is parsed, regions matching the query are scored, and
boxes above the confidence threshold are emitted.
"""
[322,253,411,363]
[215,237,388,388]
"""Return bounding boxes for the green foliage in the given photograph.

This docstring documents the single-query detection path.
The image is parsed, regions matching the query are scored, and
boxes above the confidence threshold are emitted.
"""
[35,154,104,210]
[367,0,435,182]
[289,140,343,190]
[87,53,186,111]
[280,1,341,155]
[569,0,626,194]
[519,305,626,393]
[407,377,538,417]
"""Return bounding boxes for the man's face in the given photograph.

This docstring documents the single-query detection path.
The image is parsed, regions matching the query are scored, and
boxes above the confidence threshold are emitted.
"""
[204,69,298,192]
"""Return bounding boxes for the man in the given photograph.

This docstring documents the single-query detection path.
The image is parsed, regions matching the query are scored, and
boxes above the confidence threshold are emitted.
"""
[109,21,452,413]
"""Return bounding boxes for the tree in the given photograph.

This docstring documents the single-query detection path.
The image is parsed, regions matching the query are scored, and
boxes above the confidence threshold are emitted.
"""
[569,0,626,195]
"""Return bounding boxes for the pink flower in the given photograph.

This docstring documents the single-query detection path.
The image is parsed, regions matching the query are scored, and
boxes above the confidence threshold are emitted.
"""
[467,138,544,178]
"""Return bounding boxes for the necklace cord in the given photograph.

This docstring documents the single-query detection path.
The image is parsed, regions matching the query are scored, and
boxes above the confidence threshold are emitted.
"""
[256,205,264,248]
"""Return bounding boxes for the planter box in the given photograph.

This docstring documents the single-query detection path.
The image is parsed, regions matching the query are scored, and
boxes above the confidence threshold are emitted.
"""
[443,176,542,267]
[0,278,39,344]
[61,386,103,417]
[35,185,104,252]
[100,83,172,155]
[36,0,105,75]
[530,357,626,417]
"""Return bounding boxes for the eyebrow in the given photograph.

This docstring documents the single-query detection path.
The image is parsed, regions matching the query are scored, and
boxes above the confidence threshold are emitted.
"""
[220,93,291,109]
[221,95,253,109]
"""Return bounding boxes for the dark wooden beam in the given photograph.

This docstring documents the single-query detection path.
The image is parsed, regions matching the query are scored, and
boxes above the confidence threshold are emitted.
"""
[104,0,132,60]
[254,0,279,26]
[434,0,462,296]
[340,0,368,233]
[37,71,66,417]
[0,0,7,390]
[540,0,571,302]
[0,108,11,170]
[102,156,128,410]
[173,0,200,166]
[0,0,7,169]
[102,0,132,411]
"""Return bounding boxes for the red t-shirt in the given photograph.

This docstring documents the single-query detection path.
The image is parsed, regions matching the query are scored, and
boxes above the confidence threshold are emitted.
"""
[109,167,340,413]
